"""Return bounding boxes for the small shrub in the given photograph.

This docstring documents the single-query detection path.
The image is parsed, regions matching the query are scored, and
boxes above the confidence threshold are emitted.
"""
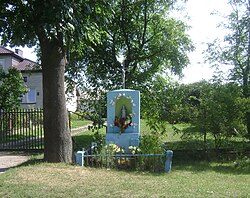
[234,155,250,171]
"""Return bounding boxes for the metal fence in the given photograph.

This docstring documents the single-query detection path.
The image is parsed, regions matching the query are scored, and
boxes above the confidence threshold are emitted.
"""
[85,153,166,172]
[76,148,174,173]
[0,109,44,150]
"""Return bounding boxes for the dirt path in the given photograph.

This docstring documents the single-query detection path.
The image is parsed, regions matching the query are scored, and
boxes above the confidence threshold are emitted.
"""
[0,152,30,173]
[71,124,92,136]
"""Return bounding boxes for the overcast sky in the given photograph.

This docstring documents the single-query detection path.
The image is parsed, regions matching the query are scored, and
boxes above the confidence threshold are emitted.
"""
[12,0,232,84]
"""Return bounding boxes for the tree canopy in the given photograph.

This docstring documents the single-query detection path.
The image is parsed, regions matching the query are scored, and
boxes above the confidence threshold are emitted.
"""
[0,0,108,162]
[205,0,250,139]
[66,0,194,90]
[1,0,193,161]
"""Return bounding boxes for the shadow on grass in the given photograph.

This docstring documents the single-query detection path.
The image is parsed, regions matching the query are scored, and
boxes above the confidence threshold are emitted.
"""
[72,133,94,151]
[5,131,248,176]
[17,158,44,168]
[166,139,250,151]
[5,151,249,177]
[173,157,250,175]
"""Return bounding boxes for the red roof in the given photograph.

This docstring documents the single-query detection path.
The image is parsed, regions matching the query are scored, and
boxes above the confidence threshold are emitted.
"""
[14,59,40,71]
[0,46,41,71]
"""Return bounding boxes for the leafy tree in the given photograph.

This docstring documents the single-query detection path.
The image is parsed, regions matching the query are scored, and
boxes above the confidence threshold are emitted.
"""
[140,76,192,134]
[205,0,250,139]
[183,80,246,148]
[146,78,246,148]
[0,68,27,110]
[66,0,194,90]
[66,0,194,136]
[0,0,106,162]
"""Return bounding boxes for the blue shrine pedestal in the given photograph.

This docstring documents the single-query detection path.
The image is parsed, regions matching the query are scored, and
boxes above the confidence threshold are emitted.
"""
[106,133,140,150]
[106,89,140,150]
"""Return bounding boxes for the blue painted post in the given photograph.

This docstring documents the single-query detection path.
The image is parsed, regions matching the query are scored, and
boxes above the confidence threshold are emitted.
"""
[165,150,173,173]
[75,149,85,166]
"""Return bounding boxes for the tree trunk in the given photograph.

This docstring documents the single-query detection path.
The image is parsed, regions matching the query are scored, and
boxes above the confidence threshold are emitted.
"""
[246,112,250,140]
[40,38,72,163]
[246,1,250,140]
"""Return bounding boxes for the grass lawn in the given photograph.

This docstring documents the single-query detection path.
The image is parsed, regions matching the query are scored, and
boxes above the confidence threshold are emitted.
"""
[1,118,249,197]
[70,119,92,129]
[69,112,92,129]
[72,119,249,152]
[0,158,249,198]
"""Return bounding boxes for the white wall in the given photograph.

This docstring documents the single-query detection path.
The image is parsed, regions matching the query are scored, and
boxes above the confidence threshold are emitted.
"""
[20,72,43,109]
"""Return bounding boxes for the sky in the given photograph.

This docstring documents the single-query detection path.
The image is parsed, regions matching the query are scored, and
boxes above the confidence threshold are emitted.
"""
[11,0,232,84]
[176,0,231,84]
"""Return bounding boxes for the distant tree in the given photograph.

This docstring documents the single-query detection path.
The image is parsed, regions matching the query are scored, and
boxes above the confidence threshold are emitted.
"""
[144,78,247,148]
[0,68,27,110]
[205,0,250,139]
[183,80,246,148]
[140,76,192,134]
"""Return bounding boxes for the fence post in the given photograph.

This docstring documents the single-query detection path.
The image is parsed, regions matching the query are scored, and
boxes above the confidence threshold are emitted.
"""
[76,149,85,166]
[165,150,173,173]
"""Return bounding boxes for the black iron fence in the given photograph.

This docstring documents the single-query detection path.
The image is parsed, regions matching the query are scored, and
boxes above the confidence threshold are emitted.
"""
[0,109,44,150]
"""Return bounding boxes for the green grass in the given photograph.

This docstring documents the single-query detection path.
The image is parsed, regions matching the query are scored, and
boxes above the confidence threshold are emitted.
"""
[0,158,249,198]
[1,118,249,197]
[70,120,92,129]
[69,112,92,129]
[72,119,249,152]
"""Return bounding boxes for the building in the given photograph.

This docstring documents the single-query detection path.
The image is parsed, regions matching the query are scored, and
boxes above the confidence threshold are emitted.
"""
[0,46,78,111]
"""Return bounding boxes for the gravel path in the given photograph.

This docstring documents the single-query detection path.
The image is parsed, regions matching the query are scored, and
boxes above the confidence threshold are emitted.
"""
[0,152,30,173]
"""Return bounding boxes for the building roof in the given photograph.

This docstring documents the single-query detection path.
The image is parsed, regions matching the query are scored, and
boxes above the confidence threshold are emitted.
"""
[14,58,40,71]
[0,46,14,54]
[0,46,41,71]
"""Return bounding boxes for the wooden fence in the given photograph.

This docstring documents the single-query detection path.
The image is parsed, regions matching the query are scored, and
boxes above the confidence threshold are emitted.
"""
[0,109,44,150]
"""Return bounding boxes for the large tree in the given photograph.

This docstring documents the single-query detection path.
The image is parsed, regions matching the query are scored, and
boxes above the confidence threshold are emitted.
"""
[205,0,250,139]
[66,0,194,91]
[0,0,105,162]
